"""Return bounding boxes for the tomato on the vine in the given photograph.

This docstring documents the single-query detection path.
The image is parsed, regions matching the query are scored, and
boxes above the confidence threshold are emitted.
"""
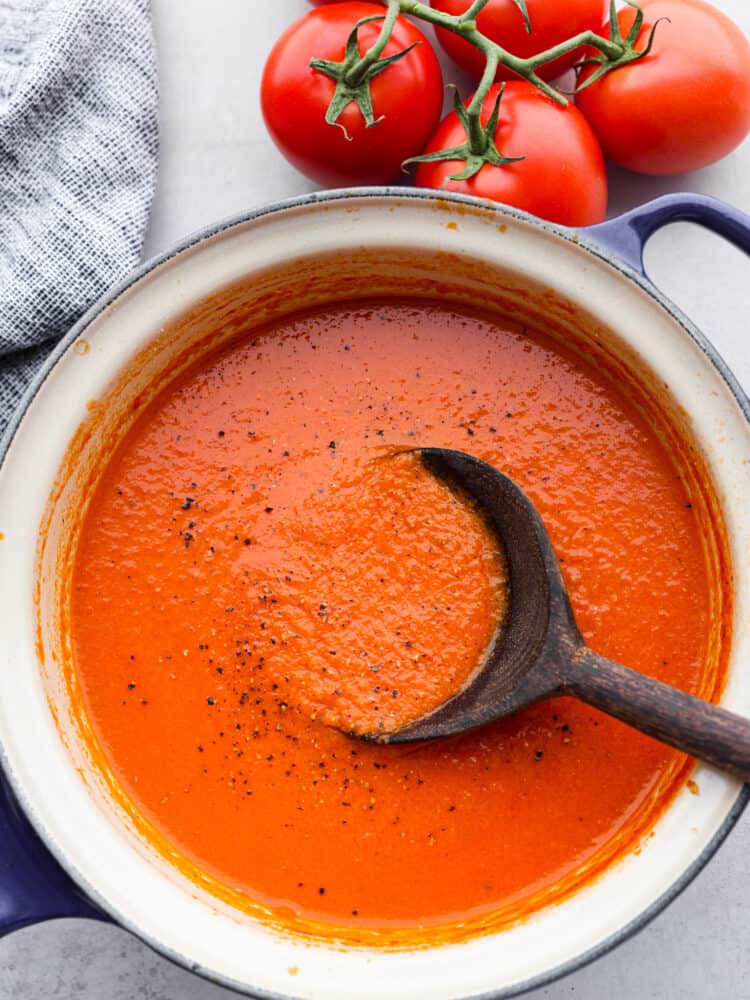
[262,2,443,186]
[576,0,750,176]
[414,82,607,226]
[430,0,609,82]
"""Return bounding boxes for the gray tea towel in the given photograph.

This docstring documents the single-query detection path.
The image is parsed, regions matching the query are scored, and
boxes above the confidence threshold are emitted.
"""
[0,0,159,440]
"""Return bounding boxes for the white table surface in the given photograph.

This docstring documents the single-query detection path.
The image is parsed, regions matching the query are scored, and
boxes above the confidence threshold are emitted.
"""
[2,1,750,997]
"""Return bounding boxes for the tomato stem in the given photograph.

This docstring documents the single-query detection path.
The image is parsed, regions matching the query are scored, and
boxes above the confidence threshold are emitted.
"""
[403,83,525,181]
[345,0,402,87]
[309,0,661,172]
[393,0,639,108]
[467,50,498,150]
[460,0,494,20]
[575,0,666,94]
[509,0,531,34]
[310,8,423,135]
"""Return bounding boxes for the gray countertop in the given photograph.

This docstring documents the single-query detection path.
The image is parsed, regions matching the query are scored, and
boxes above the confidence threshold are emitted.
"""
[3,1,750,997]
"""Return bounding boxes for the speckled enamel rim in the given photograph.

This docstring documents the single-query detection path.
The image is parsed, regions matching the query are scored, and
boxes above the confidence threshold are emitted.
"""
[0,186,748,1000]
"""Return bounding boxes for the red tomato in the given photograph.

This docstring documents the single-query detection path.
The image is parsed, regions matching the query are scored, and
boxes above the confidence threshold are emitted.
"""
[430,0,609,82]
[414,82,607,226]
[576,0,750,175]
[262,3,443,186]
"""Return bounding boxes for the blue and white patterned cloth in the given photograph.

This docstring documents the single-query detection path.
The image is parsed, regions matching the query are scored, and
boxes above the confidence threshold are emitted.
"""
[0,0,158,439]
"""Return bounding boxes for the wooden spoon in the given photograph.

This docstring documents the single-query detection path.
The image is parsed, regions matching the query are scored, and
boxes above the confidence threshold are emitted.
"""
[377,448,750,782]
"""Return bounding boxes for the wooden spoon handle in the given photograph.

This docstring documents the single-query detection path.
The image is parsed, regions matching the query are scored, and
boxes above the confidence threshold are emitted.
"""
[564,650,750,782]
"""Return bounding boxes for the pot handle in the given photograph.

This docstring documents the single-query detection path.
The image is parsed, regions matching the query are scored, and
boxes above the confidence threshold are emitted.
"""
[583,192,750,276]
[0,769,108,935]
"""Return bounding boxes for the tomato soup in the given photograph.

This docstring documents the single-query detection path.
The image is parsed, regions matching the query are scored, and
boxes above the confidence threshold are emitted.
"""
[69,298,720,942]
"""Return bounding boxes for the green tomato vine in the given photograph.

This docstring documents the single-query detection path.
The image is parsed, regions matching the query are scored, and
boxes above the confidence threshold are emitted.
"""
[311,0,664,177]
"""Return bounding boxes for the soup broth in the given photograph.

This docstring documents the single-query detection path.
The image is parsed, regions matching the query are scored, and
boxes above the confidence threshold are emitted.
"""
[69,298,720,941]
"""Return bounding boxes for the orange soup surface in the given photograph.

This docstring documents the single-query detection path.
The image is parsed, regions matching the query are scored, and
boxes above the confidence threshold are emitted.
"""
[70,299,716,939]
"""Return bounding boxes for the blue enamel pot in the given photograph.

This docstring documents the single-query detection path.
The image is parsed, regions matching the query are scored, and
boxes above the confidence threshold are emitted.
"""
[0,190,748,999]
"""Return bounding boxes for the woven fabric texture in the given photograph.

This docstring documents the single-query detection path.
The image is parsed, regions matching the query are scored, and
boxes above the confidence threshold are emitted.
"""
[0,0,158,439]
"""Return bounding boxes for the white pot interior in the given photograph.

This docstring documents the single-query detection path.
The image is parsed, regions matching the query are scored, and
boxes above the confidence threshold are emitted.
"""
[0,193,749,1000]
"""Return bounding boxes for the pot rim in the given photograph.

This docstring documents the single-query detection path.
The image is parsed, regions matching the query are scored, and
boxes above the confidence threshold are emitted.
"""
[1,186,748,1000]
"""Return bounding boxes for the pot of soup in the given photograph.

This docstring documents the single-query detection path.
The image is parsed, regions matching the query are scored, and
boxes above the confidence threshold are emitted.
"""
[0,188,749,999]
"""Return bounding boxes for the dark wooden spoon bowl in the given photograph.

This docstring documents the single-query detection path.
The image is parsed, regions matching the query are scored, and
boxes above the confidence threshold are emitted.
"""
[377,448,750,783]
